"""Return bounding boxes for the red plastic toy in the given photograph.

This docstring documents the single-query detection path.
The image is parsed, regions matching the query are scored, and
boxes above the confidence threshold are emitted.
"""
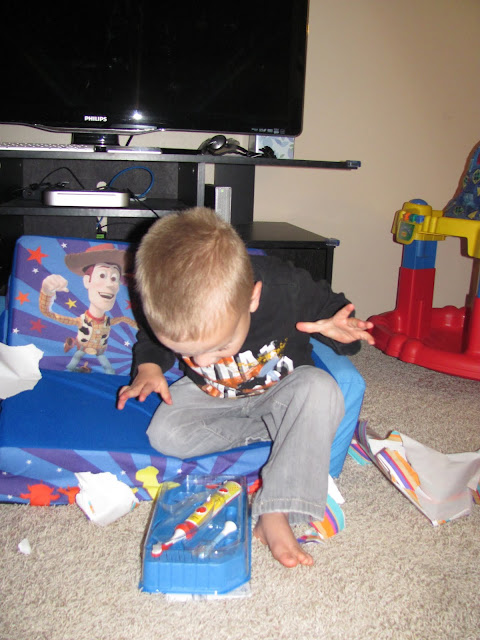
[369,200,480,380]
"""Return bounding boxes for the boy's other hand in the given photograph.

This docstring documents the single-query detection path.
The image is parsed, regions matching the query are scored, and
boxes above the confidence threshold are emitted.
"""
[117,362,173,410]
[296,303,375,345]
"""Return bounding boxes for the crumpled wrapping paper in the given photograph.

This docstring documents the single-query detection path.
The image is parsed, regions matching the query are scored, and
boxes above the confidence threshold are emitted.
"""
[351,421,480,525]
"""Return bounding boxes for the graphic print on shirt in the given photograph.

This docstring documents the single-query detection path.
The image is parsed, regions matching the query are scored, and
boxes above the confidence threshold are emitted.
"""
[184,339,294,398]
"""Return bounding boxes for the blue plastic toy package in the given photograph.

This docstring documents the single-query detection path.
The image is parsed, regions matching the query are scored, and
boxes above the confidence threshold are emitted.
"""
[140,475,251,599]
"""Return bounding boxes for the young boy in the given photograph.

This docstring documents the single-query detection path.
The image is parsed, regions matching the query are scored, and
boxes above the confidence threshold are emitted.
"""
[118,207,374,568]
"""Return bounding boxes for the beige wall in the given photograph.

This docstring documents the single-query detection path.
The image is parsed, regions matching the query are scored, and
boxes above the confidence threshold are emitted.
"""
[254,0,480,319]
[1,0,479,318]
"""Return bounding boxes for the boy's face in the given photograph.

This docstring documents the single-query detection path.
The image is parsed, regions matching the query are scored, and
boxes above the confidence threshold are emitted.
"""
[158,281,262,368]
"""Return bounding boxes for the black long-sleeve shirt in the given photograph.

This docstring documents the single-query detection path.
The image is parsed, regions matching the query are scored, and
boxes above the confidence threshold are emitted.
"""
[133,255,360,398]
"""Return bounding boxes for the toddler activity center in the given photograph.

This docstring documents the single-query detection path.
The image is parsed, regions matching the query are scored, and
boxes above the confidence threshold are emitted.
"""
[369,141,480,381]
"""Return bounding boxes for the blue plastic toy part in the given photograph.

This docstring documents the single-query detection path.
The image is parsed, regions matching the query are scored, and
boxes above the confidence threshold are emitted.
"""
[401,239,438,270]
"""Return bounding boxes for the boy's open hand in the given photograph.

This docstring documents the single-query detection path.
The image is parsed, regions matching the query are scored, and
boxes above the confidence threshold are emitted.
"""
[296,303,375,345]
[117,362,173,410]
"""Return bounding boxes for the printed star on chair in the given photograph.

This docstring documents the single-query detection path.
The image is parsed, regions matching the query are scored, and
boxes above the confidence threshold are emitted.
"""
[30,318,46,333]
[27,246,48,264]
[15,291,29,305]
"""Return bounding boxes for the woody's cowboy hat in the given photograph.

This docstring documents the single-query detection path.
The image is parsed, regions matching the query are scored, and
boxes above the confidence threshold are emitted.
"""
[64,243,128,275]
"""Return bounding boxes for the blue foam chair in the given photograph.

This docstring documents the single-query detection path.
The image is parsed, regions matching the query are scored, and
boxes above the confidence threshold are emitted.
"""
[0,235,365,505]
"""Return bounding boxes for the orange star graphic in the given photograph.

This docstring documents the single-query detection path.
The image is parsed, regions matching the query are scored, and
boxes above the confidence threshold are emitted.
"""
[15,291,29,305]
[27,246,48,264]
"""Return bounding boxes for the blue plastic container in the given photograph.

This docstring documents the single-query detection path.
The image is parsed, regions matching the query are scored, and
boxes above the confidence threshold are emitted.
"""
[140,475,250,595]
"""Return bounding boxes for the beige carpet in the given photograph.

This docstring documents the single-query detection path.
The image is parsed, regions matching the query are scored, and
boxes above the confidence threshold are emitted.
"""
[1,345,479,640]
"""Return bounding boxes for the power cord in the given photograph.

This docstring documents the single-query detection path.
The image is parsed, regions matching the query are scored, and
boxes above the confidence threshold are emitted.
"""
[15,166,86,199]
[127,190,160,217]
[37,166,86,190]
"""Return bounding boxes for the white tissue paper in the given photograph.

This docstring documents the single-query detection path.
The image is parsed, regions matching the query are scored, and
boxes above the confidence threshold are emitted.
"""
[75,472,139,526]
[18,538,32,555]
[0,343,43,399]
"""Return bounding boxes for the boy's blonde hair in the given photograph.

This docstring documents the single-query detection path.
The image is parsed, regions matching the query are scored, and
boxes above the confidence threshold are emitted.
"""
[135,207,254,341]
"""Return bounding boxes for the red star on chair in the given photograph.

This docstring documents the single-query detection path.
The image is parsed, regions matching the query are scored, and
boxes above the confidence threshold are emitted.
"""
[30,318,46,333]
[15,291,30,305]
[27,246,48,264]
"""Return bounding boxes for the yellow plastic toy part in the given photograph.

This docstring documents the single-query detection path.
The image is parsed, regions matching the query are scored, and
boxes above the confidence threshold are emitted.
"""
[392,201,480,258]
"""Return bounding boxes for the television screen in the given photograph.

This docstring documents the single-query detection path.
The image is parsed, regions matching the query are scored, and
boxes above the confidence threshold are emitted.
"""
[0,1,309,141]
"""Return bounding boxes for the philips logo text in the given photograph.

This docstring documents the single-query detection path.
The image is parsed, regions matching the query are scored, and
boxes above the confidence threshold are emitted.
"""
[84,115,108,122]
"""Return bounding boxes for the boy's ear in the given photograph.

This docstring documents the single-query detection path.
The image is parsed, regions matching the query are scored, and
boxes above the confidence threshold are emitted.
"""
[249,281,262,313]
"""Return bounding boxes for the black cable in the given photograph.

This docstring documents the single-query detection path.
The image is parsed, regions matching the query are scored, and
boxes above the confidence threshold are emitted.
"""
[127,190,160,217]
[37,166,86,189]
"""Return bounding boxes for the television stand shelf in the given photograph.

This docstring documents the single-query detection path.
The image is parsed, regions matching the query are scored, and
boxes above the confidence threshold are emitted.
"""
[0,148,360,289]
[237,221,338,284]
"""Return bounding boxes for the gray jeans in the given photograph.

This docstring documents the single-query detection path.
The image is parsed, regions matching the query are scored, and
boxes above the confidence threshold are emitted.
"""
[147,366,345,523]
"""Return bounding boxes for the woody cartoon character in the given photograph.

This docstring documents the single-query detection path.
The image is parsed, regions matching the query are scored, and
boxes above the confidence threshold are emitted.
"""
[39,243,137,374]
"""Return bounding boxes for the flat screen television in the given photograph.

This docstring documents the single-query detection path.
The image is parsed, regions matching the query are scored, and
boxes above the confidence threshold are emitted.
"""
[0,1,309,146]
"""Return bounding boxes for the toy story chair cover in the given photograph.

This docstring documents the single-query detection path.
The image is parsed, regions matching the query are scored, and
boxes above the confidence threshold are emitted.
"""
[6,236,138,375]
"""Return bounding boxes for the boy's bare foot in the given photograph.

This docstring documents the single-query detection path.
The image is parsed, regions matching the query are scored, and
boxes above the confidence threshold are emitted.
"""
[253,512,314,568]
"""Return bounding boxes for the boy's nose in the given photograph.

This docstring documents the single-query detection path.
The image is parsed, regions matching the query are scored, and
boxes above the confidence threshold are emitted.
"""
[193,354,219,367]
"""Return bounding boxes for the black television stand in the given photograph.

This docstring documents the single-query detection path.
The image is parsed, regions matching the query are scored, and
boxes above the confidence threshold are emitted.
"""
[0,146,361,290]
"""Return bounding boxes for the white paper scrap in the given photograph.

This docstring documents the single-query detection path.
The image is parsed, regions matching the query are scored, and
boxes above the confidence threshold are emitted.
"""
[75,472,139,526]
[328,475,345,505]
[18,538,32,555]
[0,343,43,399]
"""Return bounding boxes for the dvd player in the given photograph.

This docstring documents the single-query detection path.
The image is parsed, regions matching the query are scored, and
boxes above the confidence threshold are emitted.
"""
[43,189,129,208]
